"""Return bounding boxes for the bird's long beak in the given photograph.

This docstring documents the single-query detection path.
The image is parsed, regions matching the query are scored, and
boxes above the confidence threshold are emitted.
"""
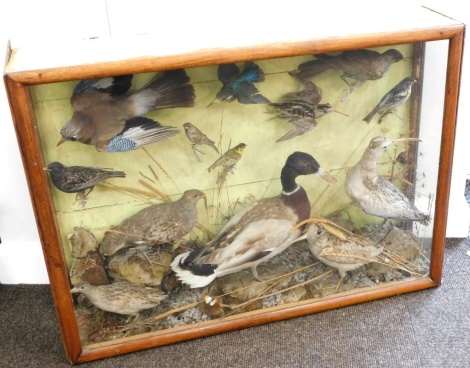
[206,98,219,108]
[391,137,421,143]
[333,110,349,117]
[317,168,337,184]
[56,137,67,147]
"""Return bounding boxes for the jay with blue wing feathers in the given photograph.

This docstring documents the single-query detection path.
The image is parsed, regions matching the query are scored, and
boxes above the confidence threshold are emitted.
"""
[58,69,196,152]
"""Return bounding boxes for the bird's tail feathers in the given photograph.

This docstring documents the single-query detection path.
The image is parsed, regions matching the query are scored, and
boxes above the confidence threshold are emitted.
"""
[275,129,302,143]
[363,111,376,124]
[289,60,333,84]
[171,252,217,288]
[137,69,196,111]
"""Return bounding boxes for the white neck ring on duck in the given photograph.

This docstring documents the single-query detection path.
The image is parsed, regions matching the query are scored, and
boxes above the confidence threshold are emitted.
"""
[282,184,301,196]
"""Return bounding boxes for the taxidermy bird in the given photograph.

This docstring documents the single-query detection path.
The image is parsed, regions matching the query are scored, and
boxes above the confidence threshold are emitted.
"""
[99,189,206,257]
[289,49,404,100]
[71,281,167,316]
[58,69,195,152]
[207,143,246,173]
[183,122,219,161]
[45,161,126,206]
[207,61,270,106]
[171,151,336,288]
[295,220,383,280]
[363,77,417,124]
[268,81,347,142]
[345,136,429,224]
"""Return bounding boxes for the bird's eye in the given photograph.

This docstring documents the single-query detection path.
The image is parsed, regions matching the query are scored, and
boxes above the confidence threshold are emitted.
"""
[317,229,322,235]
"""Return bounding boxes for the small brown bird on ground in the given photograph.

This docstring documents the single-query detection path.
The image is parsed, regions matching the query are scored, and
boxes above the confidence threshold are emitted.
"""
[183,122,219,161]
[99,189,206,256]
[345,136,429,224]
[289,49,404,100]
[305,222,383,279]
[70,281,167,316]
[45,161,126,206]
[363,77,417,124]
[58,69,195,152]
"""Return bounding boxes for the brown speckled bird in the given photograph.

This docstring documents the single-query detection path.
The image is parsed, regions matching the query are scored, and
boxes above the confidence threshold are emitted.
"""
[345,136,429,224]
[99,189,206,256]
[183,122,219,161]
[70,281,167,316]
[268,81,347,142]
[304,222,383,279]
[289,49,404,100]
[45,161,126,205]
[58,69,195,152]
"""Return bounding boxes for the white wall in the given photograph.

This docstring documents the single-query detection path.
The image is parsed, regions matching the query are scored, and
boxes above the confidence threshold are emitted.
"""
[0,1,468,284]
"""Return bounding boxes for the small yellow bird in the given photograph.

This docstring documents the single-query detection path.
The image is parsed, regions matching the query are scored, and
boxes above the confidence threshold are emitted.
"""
[207,143,247,173]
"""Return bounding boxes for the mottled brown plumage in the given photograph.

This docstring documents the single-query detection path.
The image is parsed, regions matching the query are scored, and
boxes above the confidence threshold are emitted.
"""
[70,281,167,316]
[268,82,346,142]
[99,189,206,256]
[290,49,403,100]
[305,223,383,279]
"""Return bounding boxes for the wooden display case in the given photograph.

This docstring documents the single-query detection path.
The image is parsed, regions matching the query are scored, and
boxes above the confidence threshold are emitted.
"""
[3,5,464,364]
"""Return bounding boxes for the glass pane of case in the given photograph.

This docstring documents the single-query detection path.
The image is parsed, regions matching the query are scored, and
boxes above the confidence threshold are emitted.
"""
[29,41,444,346]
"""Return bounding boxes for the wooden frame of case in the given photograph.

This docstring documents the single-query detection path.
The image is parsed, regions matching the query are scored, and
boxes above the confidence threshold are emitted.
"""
[3,9,464,364]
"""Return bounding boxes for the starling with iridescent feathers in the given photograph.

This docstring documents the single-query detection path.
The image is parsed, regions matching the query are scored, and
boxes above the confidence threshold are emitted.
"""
[45,161,126,205]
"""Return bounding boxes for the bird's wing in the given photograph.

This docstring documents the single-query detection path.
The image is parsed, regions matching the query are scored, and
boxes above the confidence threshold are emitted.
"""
[103,117,180,152]
[217,63,241,85]
[147,216,189,244]
[241,61,265,83]
[205,218,297,269]
[195,197,297,262]
[72,75,133,99]
[289,59,333,83]
[275,119,317,142]
[236,82,270,104]
[62,168,103,191]
[282,81,323,105]
[317,50,380,78]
